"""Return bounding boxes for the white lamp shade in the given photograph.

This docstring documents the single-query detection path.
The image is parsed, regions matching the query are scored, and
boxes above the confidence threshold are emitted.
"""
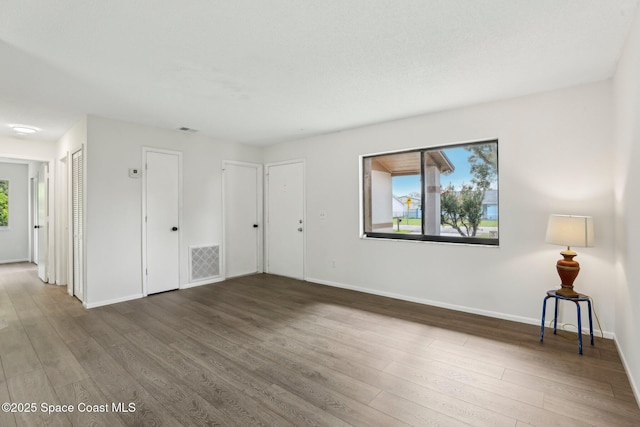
[545,214,594,248]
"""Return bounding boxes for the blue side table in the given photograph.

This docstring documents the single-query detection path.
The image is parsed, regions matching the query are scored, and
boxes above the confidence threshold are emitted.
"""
[540,290,594,354]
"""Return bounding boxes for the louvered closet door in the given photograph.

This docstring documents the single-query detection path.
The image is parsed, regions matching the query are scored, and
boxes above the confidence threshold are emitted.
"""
[72,149,84,301]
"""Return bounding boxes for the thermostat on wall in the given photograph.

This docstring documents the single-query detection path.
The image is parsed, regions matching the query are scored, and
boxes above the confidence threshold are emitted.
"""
[129,168,141,178]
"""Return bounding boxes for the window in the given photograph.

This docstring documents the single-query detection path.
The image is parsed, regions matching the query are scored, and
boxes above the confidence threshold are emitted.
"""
[362,140,498,245]
[0,180,8,227]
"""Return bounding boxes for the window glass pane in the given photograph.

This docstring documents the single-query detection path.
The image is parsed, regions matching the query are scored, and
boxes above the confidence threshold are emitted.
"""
[392,173,422,234]
[0,180,8,227]
[364,152,423,234]
[438,142,498,240]
[362,140,498,245]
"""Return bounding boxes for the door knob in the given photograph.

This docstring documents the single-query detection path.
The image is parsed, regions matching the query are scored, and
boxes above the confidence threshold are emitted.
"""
[171,227,178,231]
[298,227,303,232]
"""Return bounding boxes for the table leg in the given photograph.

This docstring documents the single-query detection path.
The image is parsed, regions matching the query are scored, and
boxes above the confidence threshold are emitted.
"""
[553,297,559,334]
[576,302,583,354]
[540,297,549,342]
[587,299,594,346]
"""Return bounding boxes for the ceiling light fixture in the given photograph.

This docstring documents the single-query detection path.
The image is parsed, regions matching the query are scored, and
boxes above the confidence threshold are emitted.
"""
[9,124,39,135]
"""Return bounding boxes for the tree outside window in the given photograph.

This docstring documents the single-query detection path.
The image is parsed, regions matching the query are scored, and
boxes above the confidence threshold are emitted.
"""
[440,144,498,238]
[0,180,8,227]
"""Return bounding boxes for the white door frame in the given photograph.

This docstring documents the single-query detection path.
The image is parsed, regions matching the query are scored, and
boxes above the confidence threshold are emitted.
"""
[69,147,85,301]
[265,159,306,280]
[37,162,48,282]
[46,160,56,284]
[56,154,68,286]
[222,160,264,278]
[66,149,73,296]
[0,155,55,279]
[31,176,38,264]
[141,147,183,296]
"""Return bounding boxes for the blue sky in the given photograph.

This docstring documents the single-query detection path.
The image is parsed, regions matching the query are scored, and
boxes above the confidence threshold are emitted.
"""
[392,147,477,197]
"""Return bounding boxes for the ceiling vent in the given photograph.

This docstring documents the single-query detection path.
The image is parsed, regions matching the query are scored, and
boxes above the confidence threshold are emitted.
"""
[176,126,198,133]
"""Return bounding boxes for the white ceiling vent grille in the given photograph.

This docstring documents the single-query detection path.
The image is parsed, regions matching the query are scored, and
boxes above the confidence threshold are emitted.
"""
[189,245,220,282]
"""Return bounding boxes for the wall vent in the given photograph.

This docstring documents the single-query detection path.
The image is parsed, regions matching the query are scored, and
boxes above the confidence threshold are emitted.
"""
[189,245,220,282]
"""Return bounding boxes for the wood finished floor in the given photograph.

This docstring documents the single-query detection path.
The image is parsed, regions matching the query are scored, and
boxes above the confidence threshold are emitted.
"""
[0,263,638,426]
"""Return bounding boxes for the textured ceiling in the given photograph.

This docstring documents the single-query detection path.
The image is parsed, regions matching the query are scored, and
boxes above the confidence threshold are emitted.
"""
[0,0,638,145]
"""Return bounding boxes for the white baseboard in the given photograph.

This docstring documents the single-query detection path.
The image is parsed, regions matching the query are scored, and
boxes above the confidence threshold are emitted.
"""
[614,335,640,408]
[83,277,226,308]
[181,276,224,289]
[0,258,30,264]
[84,293,144,309]
[305,277,615,339]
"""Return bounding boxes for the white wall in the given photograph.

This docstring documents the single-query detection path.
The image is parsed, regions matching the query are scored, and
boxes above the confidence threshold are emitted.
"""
[84,116,263,307]
[613,4,640,405]
[0,135,56,162]
[0,162,29,263]
[56,117,87,160]
[264,81,615,334]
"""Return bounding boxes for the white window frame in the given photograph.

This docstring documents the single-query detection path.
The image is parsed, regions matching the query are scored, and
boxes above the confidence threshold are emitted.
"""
[360,139,499,246]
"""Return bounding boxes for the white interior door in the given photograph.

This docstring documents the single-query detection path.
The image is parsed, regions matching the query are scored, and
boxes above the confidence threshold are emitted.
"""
[145,149,181,295]
[31,177,38,263]
[37,163,48,282]
[266,161,304,279]
[223,161,262,278]
[72,150,84,301]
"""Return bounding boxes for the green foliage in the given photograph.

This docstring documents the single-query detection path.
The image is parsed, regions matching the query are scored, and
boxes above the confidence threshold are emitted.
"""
[0,180,8,227]
[467,144,497,177]
[441,183,483,236]
[440,144,497,237]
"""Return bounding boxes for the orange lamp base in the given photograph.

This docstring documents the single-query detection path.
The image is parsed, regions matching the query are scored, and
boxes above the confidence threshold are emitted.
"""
[555,250,580,298]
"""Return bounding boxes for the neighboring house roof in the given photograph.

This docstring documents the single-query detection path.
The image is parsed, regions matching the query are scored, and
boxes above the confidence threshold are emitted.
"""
[483,190,498,204]
[446,189,497,205]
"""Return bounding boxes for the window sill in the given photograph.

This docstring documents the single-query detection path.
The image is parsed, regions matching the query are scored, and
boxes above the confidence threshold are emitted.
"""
[360,233,499,247]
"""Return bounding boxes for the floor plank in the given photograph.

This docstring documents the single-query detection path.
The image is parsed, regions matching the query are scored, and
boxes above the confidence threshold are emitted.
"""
[67,337,181,426]
[54,378,126,427]
[125,328,293,426]
[5,369,71,426]
[369,390,476,427]
[0,357,17,427]
[0,263,638,426]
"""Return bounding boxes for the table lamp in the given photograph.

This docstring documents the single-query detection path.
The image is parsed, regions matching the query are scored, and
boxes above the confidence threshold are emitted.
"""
[545,214,594,298]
